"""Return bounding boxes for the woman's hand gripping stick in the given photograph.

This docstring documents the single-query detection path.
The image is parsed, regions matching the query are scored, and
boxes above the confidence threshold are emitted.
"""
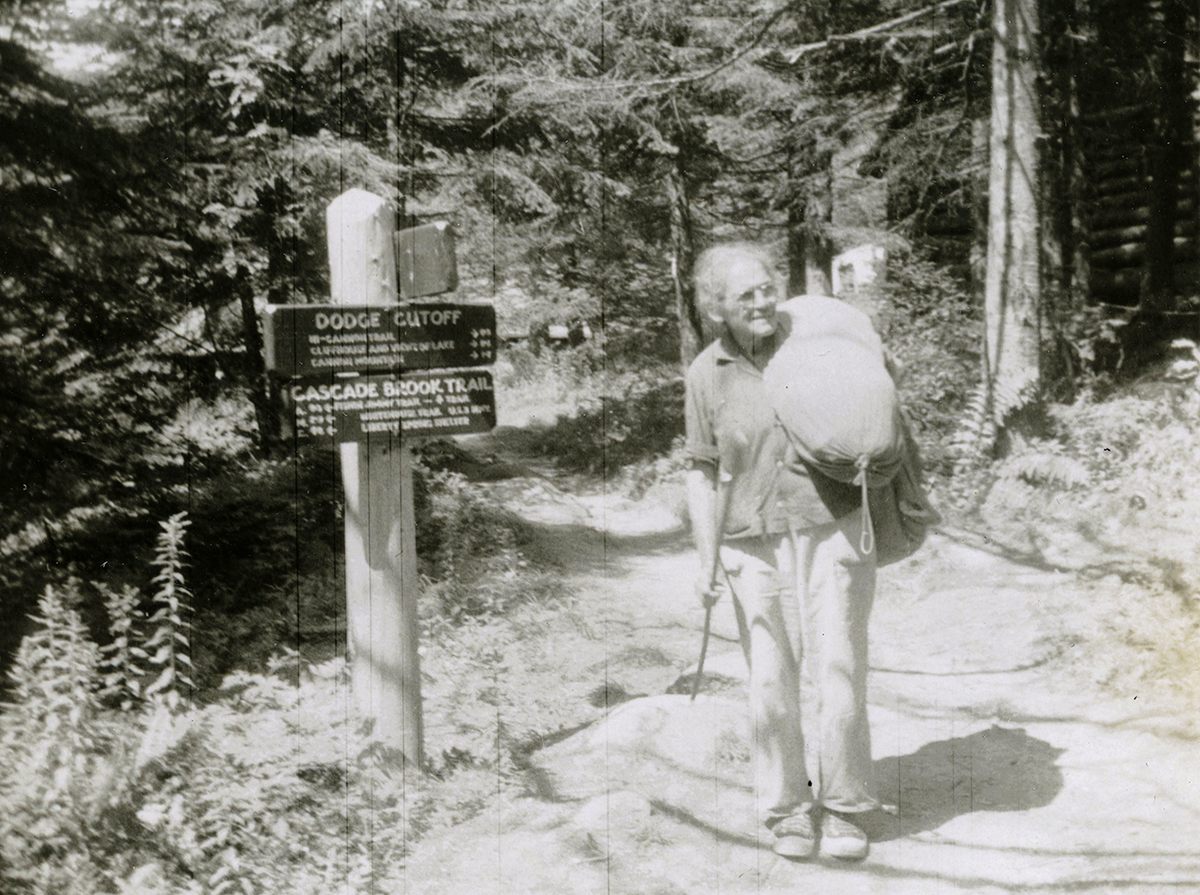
[691,431,748,701]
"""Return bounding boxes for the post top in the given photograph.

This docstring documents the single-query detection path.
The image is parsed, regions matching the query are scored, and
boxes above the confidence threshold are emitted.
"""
[327,188,393,220]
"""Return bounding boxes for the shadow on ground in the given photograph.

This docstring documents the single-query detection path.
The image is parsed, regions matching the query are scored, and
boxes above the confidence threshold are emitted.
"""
[865,725,1064,842]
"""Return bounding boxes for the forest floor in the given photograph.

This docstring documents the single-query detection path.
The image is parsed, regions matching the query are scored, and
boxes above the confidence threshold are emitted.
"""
[399,401,1200,895]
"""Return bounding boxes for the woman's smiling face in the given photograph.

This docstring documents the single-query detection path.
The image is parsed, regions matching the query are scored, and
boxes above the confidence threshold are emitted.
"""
[712,255,780,347]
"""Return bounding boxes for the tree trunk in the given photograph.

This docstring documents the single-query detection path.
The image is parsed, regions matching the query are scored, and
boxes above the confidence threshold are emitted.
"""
[970,116,990,299]
[236,268,280,457]
[805,2,840,298]
[1142,0,1188,311]
[1040,0,1085,388]
[786,160,807,296]
[802,168,834,296]
[263,192,290,455]
[984,0,1043,422]
[666,165,703,367]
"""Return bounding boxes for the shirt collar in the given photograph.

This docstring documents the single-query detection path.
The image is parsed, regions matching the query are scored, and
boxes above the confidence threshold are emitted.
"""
[713,330,740,364]
[713,326,784,373]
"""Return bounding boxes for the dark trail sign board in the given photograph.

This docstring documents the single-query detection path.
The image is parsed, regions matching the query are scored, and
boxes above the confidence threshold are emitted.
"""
[263,302,496,377]
[287,370,495,445]
[395,221,458,298]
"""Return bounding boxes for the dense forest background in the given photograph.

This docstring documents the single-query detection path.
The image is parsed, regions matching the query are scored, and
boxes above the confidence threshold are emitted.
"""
[3,1,1200,892]
[2,0,994,662]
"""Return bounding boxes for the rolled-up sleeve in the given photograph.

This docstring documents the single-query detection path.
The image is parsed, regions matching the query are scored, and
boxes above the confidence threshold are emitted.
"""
[685,359,719,465]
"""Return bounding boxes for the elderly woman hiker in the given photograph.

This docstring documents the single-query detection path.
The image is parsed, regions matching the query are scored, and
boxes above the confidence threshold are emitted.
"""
[683,242,888,861]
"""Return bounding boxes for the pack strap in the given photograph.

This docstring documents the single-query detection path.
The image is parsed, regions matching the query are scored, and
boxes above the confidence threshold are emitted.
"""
[852,455,875,556]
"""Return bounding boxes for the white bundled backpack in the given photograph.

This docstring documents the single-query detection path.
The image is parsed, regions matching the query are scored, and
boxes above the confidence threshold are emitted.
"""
[764,295,907,554]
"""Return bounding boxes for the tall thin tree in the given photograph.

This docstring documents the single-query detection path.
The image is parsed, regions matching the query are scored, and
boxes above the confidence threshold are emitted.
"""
[1143,0,1189,312]
[984,0,1043,422]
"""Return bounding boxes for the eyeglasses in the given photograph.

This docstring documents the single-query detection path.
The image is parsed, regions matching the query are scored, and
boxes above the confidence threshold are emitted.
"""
[727,283,778,306]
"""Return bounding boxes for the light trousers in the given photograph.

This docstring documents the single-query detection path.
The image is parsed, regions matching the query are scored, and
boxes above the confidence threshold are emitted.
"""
[720,508,877,821]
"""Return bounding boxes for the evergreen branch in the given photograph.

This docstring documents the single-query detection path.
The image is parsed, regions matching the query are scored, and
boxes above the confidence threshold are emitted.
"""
[712,144,792,167]
[484,3,793,106]
[911,109,973,230]
[778,0,975,63]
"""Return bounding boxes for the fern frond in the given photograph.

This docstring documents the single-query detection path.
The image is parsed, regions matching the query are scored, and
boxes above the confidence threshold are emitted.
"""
[950,382,995,468]
[1003,450,1091,490]
[951,371,1043,474]
[992,375,1040,426]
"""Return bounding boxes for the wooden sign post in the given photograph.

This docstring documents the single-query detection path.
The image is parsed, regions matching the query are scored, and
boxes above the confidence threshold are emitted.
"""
[326,189,423,765]
[269,189,492,766]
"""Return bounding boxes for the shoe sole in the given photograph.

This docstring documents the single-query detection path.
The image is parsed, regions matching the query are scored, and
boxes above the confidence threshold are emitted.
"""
[820,838,868,861]
[772,835,817,859]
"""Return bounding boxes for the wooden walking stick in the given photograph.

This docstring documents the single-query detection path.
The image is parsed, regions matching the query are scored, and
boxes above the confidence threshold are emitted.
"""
[691,433,748,701]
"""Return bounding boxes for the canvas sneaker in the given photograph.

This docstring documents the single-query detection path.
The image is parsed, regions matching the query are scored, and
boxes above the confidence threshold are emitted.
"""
[769,811,817,859]
[819,810,869,860]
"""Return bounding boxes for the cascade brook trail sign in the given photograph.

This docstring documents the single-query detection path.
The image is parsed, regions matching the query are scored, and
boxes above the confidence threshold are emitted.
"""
[264,188,497,768]
[286,369,496,444]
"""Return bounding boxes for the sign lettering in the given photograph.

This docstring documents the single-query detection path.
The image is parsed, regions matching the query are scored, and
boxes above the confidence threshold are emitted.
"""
[287,370,496,445]
[263,302,496,376]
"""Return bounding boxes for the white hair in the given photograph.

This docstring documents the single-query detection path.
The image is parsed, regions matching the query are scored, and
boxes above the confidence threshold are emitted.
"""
[692,243,777,317]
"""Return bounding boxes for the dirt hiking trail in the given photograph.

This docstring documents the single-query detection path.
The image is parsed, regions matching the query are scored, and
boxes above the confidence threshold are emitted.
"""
[409,425,1200,894]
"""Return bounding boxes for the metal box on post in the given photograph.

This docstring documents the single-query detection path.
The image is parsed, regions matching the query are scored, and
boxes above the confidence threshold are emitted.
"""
[395,221,458,298]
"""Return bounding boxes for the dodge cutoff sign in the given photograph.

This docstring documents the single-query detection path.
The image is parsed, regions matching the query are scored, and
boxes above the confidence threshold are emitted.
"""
[263,302,496,377]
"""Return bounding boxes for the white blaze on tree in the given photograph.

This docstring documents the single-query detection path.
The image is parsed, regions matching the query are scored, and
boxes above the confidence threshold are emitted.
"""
[985,0,1042,419]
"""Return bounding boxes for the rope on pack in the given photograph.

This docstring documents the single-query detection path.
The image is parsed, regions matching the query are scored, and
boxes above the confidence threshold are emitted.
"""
[853,455,875,555]
[770,407,878,555]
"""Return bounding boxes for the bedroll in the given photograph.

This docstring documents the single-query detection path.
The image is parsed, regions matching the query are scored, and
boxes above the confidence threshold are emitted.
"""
[764,295,907,554]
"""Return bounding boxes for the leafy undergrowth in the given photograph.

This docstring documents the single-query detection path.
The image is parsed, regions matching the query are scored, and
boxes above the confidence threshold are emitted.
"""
[495,344,692,515]
[0,633,542,895]
[493,340,610,426]
[874,250,983,478]
[419,469,563,627]
[497,341,683,467]
[964,367,1200,706]
[0,471,582,894]
[524,374,685,475]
